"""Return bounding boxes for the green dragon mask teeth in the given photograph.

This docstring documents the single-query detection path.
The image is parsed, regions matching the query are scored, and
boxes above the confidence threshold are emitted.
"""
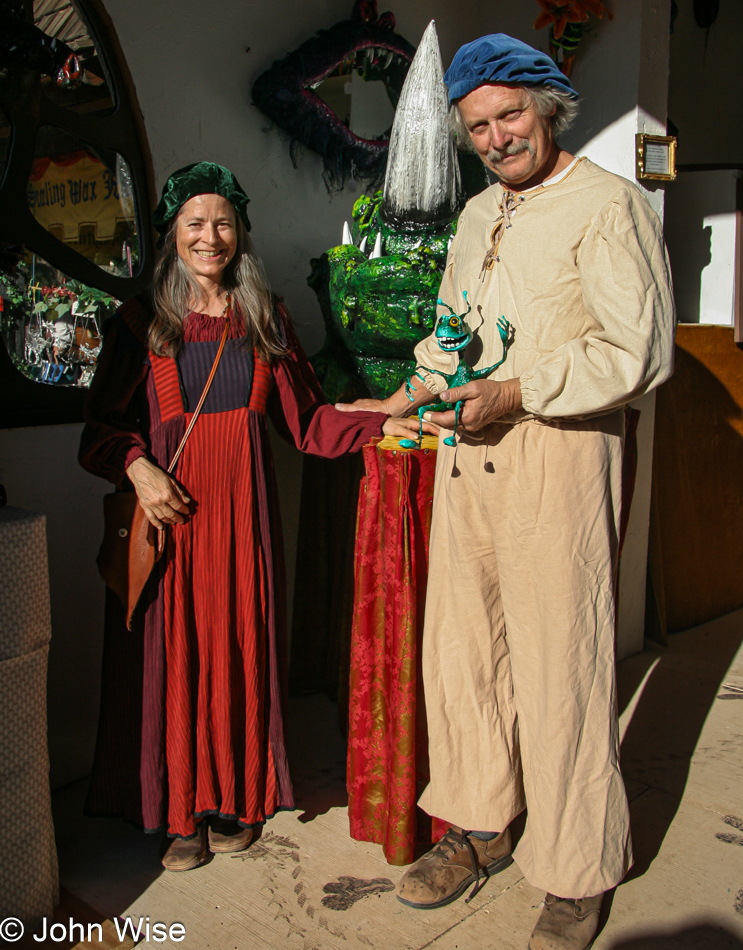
[381,20,461,230]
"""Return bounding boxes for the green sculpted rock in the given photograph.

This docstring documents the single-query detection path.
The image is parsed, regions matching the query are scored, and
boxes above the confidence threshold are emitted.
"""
[308,190,455,401]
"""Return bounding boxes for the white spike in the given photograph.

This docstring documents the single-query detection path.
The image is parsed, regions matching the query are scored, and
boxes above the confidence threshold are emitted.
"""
[370,232,383,259]
[359,235,368,254]
[382,20,460,227]
[342,221,353,245]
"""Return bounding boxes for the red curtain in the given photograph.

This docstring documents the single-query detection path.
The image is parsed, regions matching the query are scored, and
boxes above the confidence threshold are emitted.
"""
[28,150,100,182]
[347,440,447,865]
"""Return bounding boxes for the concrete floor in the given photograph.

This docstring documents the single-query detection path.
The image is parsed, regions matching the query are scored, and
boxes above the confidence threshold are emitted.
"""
[41,609,743,950]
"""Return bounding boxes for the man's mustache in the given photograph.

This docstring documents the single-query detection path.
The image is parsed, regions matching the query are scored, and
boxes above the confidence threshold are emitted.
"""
[487,141,535,165]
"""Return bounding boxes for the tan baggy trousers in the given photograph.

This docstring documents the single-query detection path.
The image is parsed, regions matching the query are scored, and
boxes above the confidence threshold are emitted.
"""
[418,411,633,899]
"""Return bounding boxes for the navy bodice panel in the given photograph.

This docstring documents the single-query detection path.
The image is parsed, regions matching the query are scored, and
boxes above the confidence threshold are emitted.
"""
[177,339,254,414]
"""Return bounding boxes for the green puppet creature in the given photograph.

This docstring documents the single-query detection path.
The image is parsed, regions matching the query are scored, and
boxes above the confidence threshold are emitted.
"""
[399,290,513,449]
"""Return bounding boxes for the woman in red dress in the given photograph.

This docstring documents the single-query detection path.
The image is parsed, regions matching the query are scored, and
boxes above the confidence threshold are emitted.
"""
[79,162,418,870]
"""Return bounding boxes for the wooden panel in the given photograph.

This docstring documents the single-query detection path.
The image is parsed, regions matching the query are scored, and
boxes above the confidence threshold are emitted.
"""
[652,324,743,631]
[736,177,743,345]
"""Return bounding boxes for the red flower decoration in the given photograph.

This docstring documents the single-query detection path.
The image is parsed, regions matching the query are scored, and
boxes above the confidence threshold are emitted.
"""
[533,0,611,40]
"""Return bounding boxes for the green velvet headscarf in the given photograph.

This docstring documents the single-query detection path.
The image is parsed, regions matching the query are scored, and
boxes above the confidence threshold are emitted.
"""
[152,161,252,236]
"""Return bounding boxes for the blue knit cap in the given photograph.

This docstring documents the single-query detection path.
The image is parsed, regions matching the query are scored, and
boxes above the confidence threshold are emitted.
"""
[444,34,577,104]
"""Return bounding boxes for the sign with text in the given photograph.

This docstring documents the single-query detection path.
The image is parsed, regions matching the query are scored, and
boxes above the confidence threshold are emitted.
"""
[27,150,124,244]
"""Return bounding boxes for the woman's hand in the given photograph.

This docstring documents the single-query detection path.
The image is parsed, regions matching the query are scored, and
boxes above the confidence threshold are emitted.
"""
[336,376,435,418]
[382,416,440,440]
[126,457,191,529]
[335,396,393,414]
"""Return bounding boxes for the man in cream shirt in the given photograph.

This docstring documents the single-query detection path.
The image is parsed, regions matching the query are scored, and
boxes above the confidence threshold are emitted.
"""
[339,33,675,950]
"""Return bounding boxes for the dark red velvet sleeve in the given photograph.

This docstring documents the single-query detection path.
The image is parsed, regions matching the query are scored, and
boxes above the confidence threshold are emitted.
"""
[268,311,387,458]
[78,311,150,488]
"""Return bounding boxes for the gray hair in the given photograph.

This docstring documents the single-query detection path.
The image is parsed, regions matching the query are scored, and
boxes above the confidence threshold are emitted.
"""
[449,86,579,150]
[148,213,286,360]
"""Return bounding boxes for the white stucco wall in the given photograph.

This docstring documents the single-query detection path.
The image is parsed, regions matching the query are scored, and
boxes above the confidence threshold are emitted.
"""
[0,0,671,784]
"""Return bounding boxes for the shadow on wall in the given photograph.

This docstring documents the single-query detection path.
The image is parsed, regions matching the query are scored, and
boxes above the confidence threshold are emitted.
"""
[665,220,711,324]
[664,168,738,326]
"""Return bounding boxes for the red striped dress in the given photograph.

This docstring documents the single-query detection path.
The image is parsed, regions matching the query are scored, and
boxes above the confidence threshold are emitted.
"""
[79,298,386,838]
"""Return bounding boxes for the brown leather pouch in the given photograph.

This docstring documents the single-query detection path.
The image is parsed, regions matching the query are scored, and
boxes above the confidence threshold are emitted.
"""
[97,491,164,630]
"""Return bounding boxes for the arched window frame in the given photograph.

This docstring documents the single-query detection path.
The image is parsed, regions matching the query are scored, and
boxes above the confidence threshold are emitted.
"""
[0,0,154,427]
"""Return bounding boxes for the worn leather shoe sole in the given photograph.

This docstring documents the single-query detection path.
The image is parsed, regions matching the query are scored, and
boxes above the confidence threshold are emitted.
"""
[208,823,253,854]
[528,940,596,950]
[397,852,513,909]
[161,826,207,872]
[528,938,596,950]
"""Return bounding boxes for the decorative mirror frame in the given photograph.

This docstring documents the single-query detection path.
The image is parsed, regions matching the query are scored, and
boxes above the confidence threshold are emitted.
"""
[252,0,415,192]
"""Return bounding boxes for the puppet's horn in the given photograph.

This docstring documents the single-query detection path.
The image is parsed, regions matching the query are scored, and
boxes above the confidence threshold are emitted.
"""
[382,20,461,229]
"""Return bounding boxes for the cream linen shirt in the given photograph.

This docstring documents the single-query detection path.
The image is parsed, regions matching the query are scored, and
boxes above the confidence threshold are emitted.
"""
[413,157,676,422]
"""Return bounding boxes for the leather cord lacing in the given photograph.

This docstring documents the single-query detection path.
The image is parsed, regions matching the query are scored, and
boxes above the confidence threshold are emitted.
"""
[433,828,490,903]
[480,190,522,278]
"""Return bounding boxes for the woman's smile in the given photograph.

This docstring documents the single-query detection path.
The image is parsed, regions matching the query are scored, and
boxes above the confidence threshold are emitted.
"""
[175,193,238,286]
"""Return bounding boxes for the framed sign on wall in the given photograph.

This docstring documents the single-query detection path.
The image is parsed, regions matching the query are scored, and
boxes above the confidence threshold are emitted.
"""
[636,133,678,182]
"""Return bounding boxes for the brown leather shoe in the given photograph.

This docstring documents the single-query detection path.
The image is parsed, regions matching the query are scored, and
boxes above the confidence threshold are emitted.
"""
[208,819,253,854]
[161,825,207,871]
[529,893,603,950]
[396,827,512,909]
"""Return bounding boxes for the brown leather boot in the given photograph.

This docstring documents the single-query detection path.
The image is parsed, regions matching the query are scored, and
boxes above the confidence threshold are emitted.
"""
[395,827,512,909]
[161,825,207,871]
[529,893,603,950]
[208,819,253,854]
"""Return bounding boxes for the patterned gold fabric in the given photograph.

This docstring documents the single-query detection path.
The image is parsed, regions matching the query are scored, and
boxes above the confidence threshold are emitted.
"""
[347,443,448,865]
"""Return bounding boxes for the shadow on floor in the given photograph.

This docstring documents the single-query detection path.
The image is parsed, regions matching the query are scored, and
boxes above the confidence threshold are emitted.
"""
[285,693,349,823]
[53,693,350,926]
[606,920,743,949]
[617,612,743,881]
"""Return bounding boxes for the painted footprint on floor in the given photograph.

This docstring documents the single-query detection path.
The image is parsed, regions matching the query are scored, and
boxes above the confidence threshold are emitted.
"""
[321,876,395,911]
[714,816,743,915]
[231,831,301,873]
[716,815,743,847]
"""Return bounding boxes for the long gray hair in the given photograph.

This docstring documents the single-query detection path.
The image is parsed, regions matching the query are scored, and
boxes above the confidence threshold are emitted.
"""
[148,213,286,360]
[449,85,579,148]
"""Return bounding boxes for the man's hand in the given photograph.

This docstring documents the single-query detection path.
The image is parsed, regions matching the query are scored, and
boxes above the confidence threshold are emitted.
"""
[126,456,191,529]
[428,378,522,433]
